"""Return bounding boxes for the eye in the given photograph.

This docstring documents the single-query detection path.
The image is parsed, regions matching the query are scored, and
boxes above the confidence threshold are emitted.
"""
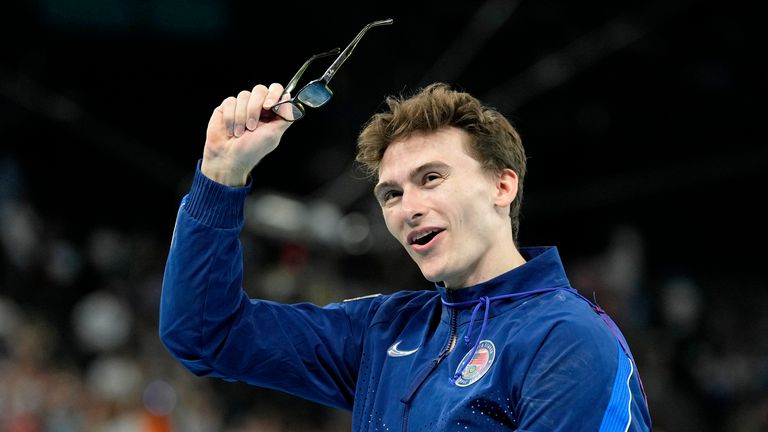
[423,172,443,185]
[380,189,401,204]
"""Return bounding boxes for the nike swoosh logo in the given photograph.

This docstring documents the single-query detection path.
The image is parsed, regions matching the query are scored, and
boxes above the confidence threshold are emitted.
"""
[387,340,419,357]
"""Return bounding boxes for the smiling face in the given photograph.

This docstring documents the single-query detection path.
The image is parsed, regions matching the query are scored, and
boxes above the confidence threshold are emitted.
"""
[375,127,525,289]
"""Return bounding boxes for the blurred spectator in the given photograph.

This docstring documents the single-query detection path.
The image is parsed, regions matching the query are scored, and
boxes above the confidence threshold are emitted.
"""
[1,153,766,431]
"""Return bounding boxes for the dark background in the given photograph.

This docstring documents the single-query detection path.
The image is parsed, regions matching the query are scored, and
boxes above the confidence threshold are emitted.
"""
[3,0,765,266]
[1,0,766,430]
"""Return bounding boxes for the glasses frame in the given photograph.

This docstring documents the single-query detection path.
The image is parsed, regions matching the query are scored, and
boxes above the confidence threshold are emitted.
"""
[272,18,394,122]
[281,48,341,101]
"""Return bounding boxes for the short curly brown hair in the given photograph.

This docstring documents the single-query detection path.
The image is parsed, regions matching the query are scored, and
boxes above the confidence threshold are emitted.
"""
[356,83,527,242]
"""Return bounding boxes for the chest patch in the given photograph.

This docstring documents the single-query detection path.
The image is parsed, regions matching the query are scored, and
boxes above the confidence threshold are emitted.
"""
[454,340,496,387]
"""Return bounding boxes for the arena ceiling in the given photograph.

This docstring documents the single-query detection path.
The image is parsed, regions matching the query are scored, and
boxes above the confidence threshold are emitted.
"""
[1,0,764,273]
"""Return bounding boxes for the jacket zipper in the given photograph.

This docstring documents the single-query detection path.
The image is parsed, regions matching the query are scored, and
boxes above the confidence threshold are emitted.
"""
[401,299,458,431]
[441,307,458,357]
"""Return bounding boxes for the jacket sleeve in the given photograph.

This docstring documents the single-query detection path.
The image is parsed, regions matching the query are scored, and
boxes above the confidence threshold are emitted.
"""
[159,163,367,411]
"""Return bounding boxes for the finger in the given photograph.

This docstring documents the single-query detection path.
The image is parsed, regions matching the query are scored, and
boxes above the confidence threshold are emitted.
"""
[234,90,251,137]
[273,91,295,122]
[246,84,269,131]
[220,96,237,137]
[264,83,285,109]
[260,83,289,123]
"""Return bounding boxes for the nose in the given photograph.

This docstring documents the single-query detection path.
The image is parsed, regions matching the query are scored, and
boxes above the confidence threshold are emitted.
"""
[400,187,427,226]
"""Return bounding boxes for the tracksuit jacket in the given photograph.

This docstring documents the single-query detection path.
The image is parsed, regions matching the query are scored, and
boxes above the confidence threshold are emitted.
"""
[159,163,653,431]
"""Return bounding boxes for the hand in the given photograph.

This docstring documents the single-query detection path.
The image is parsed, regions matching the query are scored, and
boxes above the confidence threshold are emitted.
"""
[201,83,293,186]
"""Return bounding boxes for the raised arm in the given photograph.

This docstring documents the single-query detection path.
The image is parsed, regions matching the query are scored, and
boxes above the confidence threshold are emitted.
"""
[158,83,365,410]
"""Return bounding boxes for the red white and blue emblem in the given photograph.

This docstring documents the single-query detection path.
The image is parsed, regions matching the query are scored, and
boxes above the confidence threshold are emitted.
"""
[454,340,496,387]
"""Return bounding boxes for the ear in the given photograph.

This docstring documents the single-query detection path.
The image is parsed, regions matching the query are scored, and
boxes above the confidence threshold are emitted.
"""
[493,168,518,208]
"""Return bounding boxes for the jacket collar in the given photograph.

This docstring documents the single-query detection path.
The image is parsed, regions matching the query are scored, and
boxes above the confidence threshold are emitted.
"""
[436,246,571,303]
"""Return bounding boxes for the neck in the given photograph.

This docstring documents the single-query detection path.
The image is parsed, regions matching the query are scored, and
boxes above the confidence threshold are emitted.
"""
[444,246,527,290]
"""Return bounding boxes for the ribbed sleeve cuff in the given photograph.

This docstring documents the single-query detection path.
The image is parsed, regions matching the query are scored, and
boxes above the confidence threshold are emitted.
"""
[182,160,251,229]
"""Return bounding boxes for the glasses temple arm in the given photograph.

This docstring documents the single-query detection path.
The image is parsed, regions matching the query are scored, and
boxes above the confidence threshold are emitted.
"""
[319,18,393,84]
[283,48,341,94]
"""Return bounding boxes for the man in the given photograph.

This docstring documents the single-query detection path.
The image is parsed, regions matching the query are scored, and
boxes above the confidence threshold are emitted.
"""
[160,80,652,430]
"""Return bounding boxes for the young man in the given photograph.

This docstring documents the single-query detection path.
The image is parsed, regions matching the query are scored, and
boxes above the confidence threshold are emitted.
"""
[160,82,652,431]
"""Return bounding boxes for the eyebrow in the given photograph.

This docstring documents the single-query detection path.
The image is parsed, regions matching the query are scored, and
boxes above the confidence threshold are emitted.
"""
[374,161,450,198]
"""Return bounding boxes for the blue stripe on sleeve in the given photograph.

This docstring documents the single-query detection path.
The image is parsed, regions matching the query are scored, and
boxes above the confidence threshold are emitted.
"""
[598,341,634,432]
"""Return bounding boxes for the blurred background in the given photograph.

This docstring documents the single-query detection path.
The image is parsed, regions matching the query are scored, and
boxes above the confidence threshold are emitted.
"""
[1,0,766,430]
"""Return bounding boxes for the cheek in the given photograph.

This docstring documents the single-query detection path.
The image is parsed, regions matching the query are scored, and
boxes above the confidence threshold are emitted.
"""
[455,194,493,231]
[382,210,400,239]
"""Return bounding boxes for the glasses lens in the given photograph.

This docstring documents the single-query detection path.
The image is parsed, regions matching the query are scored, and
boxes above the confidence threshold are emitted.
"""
[296,82,333,108]
[272,101,304,121]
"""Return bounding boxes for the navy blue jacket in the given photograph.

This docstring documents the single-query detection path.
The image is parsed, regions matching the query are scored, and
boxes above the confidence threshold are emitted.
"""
[160,165,652,431]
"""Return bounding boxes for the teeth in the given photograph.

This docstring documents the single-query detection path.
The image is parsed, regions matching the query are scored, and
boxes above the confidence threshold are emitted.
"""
[412,229,439,244]
[415,230,436,241]
[415,231,432,241]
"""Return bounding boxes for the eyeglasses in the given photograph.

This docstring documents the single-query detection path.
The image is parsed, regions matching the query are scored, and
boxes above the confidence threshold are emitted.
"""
[271,19,394,122]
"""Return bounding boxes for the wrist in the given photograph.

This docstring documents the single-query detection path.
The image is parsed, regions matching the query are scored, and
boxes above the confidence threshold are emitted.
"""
[200,160,248,186]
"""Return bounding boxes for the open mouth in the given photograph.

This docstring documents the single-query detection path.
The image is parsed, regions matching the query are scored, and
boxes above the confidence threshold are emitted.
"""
[410,229,444,246]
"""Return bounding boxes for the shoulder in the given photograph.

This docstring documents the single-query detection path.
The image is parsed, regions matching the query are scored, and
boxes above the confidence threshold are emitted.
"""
[520,289,618,351]
[342,293,384,303]
[339,289,433,305]
[340,289,438,325]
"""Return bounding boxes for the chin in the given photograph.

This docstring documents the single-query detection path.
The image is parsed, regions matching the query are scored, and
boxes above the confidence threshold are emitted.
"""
[421,272,442,283]
[414,255,461,285]
[417,263,449,284]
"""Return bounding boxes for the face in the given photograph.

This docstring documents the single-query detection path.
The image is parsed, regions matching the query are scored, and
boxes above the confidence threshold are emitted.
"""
[375,127,519,288]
